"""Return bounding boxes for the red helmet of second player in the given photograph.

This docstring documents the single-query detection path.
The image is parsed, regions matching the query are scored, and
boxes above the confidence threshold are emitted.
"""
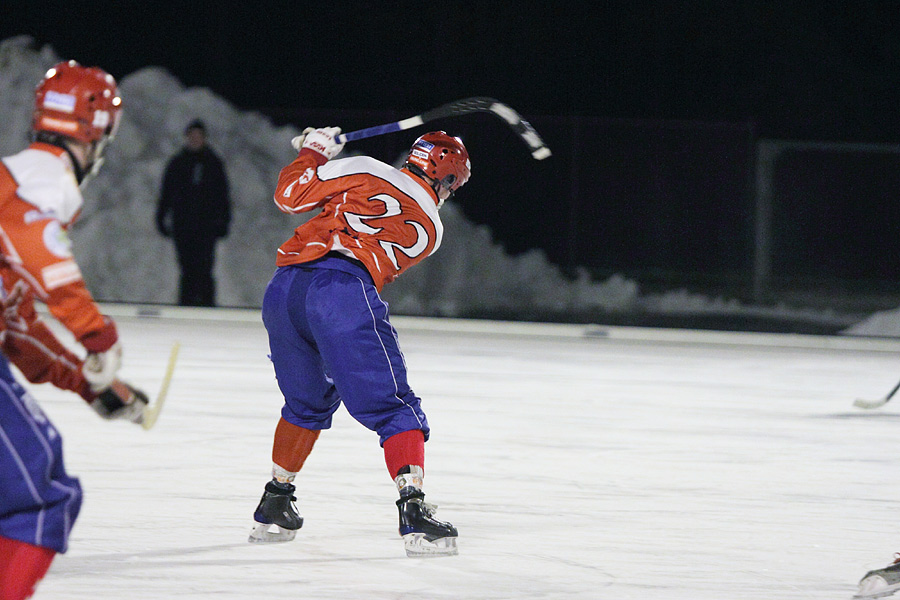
[33,60,122,145]
[406,131,471,195]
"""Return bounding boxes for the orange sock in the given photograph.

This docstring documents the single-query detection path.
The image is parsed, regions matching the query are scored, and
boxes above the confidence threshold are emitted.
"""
[272,417,320,475]
[383,429,425,479]
[0,536,56,600]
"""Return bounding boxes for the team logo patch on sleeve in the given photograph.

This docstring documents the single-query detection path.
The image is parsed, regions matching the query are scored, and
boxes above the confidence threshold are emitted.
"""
[42,221,73,258]
[41,260,83,290]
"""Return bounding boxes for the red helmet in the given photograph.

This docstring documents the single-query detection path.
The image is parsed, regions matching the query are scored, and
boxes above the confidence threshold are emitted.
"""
[33,60,122,145]
[405,131,471,195]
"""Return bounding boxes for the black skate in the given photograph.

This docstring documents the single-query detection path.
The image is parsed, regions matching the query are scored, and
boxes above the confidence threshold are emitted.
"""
[248,480,303,543]
[396,491,458,557]
[856,555,900,599]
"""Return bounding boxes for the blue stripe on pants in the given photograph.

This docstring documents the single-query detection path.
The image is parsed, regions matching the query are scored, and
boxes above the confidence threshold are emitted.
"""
[263,260,429,445]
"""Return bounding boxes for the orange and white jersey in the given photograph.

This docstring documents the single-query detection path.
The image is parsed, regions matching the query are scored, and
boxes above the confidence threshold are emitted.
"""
[273,152,443,291]
[0,142,115,353]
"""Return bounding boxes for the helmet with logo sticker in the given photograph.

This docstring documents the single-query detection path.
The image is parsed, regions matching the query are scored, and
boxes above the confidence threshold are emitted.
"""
[404,131,471,203]
[33,60,122,145]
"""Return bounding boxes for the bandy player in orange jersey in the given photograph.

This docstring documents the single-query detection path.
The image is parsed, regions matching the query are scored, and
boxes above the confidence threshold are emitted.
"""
[250,127,470,557]
[0,61,148,599]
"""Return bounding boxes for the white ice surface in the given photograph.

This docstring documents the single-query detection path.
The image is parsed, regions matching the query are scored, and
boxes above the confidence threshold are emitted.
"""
[24,306,900,599]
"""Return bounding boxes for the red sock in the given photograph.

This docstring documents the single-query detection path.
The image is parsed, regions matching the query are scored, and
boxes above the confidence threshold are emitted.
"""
[272,417,320,473]
[0,536,56,600]
[383,429,425,478]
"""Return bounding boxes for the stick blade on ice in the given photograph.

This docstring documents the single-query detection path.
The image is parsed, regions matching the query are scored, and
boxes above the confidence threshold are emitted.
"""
[853,379,900,410]
[853,396,890,410]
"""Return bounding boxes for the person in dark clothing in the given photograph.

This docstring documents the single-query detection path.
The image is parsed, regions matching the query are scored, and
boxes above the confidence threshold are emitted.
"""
[156,119,231,307]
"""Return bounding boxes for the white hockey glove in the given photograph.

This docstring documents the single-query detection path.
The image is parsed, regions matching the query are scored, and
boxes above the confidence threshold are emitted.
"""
[89,379,149,424]
[82,340,122,393]
[300,127,344,161]
[290,127,316,151]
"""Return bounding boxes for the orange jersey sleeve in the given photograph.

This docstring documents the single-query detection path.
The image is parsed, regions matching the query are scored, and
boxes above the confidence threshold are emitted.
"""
[273,152,444,290]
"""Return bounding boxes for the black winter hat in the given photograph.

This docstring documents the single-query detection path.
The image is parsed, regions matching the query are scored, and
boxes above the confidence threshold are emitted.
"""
[185,119,206,134]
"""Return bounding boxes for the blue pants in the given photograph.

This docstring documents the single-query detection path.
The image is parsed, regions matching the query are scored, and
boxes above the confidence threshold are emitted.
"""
[262,258,429,445]
[0,356,82,553]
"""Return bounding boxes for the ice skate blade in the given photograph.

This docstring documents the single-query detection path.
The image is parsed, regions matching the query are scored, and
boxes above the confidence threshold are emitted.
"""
[402,533,458,557]
[854,575,900,599]
[248,523,297,544]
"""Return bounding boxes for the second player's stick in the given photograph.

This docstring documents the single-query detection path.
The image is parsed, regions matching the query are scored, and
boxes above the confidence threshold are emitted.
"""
[853,378,900,409]
[142,341,181,430]
[335,97,552,160]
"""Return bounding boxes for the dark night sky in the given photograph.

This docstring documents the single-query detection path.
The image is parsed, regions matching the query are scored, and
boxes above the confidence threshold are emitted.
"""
[5,2,900,143]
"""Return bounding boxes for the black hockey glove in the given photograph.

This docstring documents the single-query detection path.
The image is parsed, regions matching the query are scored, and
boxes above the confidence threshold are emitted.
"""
[90,380,149,424]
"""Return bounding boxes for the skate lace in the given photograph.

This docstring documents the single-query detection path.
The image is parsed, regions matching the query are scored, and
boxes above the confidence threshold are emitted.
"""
[397,495,439,517]
[274,490,297,502]
[421,501,439,517]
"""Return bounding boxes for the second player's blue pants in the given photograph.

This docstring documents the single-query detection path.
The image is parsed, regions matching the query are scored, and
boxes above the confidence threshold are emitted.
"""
[262,257,430,445]
[0,356,82,553]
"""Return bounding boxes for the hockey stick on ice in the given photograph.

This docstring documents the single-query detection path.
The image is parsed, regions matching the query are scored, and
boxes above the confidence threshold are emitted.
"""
[335,97,552,160]
[853,378,900,409]
[141,341,180,430]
